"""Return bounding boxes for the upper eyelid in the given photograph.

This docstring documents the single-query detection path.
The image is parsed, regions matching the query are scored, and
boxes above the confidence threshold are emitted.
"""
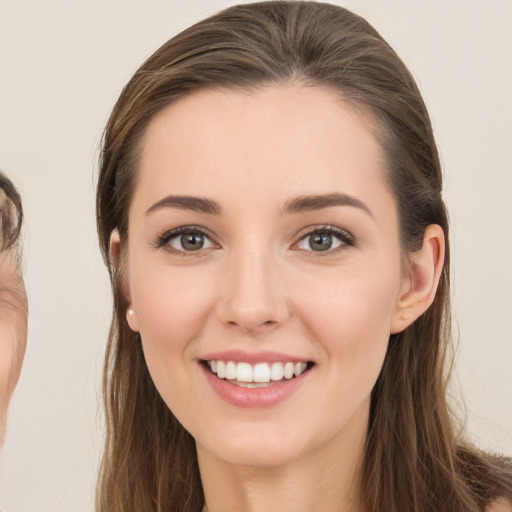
[295,225,354,242]
[158,225,212,239]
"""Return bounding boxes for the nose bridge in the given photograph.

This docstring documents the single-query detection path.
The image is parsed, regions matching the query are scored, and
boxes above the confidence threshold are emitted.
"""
[217,236,288,331]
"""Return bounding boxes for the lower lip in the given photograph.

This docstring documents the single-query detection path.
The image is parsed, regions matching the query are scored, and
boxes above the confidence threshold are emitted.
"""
[201,364,311,408]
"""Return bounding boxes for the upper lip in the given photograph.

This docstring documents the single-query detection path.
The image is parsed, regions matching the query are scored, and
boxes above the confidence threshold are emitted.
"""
[200,350,311,364]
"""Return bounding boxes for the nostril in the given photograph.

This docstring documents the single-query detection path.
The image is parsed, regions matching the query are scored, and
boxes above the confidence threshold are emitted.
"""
[225,319,277,329]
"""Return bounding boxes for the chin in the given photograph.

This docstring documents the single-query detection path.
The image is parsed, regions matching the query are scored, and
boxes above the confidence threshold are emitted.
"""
[203,439,302,469]
[195,419,318,469]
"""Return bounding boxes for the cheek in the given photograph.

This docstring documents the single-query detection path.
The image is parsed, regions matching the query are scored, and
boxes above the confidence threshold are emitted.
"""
[130,260,214,343]
[302,261,400,325]
[0,345,11,415]
[288,268,399,443]
[128,262,217,407]
[0,329,24,438]
[297,264,401,375]
[0,313,26,401]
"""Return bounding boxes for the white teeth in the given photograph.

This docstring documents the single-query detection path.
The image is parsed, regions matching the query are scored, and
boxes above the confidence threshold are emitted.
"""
[294,362,307,377]
[236,362,253,382]
[236,381,274,388]
[216,361,226,379]
[226,361,237,380]
[253,363,271,383]
[270,362,284,381]
[284,362,294,379]
[207,359,309,383]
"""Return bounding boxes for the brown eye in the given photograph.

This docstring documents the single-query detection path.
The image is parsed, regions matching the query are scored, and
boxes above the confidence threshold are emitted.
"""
[180,232,205,251]
[296,227,353,253]
[159,228,214,253]
[308,233,333,251]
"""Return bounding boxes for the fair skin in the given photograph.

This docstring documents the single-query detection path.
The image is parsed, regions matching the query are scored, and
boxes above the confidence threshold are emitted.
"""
[0,243,27,446]
[112,85,444,512]
[488,500,512,512]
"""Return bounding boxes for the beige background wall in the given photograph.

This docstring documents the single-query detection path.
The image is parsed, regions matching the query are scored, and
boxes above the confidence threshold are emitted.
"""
[1,1,511,510]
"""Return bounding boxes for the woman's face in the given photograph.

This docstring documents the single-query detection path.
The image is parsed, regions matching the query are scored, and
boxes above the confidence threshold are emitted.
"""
[122,85,412,468]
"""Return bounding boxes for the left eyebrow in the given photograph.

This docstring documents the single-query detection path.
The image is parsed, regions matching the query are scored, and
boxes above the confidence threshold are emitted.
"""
[145,195,222,216]
[282,193,373,217]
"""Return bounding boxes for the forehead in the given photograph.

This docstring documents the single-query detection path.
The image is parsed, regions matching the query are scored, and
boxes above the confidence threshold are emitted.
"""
[134,85,394,216]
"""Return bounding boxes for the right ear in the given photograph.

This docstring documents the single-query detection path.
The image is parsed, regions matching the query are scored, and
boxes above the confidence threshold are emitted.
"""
[109,229,140,332]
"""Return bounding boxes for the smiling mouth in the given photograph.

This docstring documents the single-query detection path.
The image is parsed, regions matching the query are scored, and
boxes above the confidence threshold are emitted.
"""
[203,360,314,388]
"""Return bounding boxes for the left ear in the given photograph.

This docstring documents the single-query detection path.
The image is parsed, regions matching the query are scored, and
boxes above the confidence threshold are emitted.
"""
[390,224,445,334]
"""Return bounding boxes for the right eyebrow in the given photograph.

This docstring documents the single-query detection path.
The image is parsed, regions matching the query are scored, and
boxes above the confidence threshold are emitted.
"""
[282,192,373,218]
[145,195,222,216]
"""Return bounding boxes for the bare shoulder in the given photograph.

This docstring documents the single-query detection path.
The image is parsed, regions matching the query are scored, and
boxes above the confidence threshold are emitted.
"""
[486,498,512,512]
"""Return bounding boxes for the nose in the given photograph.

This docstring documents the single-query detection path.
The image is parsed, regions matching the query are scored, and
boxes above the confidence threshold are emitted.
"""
[215,243,290,334]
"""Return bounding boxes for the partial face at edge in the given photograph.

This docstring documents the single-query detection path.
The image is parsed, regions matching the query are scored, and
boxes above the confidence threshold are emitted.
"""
[116,85,442,468]
[0,250,27,445]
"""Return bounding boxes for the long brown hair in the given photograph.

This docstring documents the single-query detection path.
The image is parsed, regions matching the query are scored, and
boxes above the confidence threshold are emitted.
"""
[95,2,512,511]
[0,171,23,251]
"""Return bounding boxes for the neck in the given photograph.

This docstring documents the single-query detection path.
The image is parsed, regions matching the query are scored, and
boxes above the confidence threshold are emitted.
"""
[198,418,366,512]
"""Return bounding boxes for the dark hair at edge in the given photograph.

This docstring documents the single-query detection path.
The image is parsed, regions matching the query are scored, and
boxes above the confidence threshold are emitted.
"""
[0,170,23,251]
[95,2,512,511]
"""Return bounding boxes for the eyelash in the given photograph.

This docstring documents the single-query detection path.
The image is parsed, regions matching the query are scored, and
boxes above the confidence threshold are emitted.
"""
[295,225,355,255]
[154,225,214,255]
[153,224,355,256]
